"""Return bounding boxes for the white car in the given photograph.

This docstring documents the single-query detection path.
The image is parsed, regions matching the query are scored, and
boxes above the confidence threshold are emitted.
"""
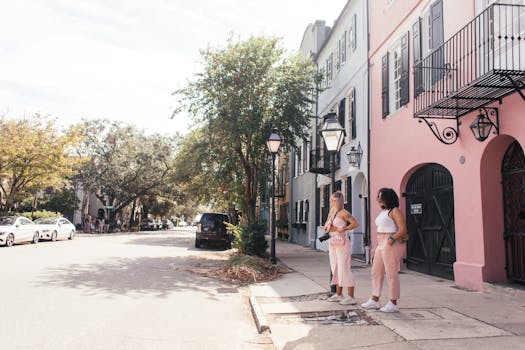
[0,216,40,247]
[34,217,76,241]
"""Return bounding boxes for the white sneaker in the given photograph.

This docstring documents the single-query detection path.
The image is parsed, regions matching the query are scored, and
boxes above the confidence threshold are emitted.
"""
[361,298,381,309]
[340,297,357,305]
[379,300,399,313]
[327,294,343,302]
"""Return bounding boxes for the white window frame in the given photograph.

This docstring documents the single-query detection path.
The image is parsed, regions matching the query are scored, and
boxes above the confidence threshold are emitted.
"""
[346,87,355,142]
[341,31,347,64]
[389,39,403,113]
[348,14,357,53]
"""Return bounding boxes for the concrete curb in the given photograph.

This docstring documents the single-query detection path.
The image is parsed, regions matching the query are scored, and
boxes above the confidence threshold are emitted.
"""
[249,296,269,334]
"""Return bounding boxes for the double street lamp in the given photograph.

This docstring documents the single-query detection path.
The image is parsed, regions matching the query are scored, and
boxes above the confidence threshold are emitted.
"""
[267,128,282,264]
[319,113,345,295]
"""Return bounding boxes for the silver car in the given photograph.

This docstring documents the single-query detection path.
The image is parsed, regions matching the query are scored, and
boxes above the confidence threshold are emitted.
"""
[0,216,40,247]
[34,217,76,241]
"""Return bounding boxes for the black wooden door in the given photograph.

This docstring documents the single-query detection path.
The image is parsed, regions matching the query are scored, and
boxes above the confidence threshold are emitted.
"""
[502,141,525,284]
[405,164,456,280]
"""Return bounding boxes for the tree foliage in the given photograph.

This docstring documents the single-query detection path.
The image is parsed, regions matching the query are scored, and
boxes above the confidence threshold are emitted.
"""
[174,36,320,220]
[77,120,180,223]
[0,116,82,211]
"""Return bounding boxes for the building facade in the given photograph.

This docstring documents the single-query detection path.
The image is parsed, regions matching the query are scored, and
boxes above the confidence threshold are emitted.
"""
[313,0,370,256]
[370,0,525,290]
[288,20,331,247]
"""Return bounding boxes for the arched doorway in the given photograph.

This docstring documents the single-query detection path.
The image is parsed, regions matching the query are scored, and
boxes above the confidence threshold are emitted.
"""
[405,164,456,280]
[502,141,525,284]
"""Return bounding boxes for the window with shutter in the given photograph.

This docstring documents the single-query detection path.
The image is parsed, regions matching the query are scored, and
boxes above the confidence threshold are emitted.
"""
[328,53,334,83]
[391,41,402,111]
[430,0,444,84]
[381,53,389,118]
[349,14,357,51]
[400,32,410,106]
[302,140,308,172]
[336,41,341,71]
[349,89,356,139]
[418,0,444,88]
[341,31,347,63]
[413,18,423,97]
[304,200,309,222]
[325,59,330,87]
[296,146,302,175]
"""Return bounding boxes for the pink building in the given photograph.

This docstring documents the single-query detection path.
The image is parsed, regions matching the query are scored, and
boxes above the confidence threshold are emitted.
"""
[370,0,525,291]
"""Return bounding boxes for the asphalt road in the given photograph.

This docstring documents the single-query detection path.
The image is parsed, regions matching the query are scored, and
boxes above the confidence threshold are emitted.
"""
[0,229,273,350]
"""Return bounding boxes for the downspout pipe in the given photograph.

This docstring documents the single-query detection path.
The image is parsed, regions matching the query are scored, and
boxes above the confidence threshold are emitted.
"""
[365,0,372,264]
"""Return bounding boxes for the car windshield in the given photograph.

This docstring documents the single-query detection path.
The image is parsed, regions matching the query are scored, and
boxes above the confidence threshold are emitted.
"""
[0,216,15,225]
[35,218,58,225]
[201,214,228,227]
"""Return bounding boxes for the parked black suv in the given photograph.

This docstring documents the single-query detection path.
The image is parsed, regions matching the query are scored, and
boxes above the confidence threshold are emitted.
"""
[195,213,232,249]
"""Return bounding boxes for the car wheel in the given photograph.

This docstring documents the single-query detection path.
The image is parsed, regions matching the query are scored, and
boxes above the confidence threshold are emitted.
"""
[195,239,201,248]
[6,233,14,247]
[68,231,75,240]
[51,231,57,242]
[32,232,39,244]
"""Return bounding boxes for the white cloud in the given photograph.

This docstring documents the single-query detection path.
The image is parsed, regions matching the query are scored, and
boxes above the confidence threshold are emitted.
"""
[0,0,346,135]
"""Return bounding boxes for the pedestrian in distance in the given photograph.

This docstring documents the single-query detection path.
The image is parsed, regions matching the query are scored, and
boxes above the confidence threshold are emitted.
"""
[323,191,359,305]
[83,215,92,234]
[361,188,408,313]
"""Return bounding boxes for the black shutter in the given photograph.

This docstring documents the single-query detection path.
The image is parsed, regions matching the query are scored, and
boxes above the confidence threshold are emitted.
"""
[381,53,389,118]
[413,18,423,97]
[338,98,346,130]
[315,187,320,227]
[345,177,352,211]
[351,89,356,139]
[430,0,444,84]
[400,32,410,107]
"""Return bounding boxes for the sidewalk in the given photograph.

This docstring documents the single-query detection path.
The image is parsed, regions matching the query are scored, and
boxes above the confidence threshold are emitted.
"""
[249,240,525,350]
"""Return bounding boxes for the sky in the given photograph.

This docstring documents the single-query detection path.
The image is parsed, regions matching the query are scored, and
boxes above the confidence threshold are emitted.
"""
[0,0,347,135]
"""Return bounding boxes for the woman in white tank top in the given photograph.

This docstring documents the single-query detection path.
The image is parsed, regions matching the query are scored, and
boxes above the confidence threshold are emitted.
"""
[361,188,407,313]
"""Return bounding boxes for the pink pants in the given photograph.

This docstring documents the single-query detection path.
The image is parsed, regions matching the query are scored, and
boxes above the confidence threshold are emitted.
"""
[371,234,405,300]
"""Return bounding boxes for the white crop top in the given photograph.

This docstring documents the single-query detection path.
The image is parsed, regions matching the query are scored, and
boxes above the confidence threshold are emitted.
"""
[375,209,397,233]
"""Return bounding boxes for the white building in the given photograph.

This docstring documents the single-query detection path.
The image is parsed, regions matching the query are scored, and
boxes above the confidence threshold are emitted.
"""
[295,0,370,256]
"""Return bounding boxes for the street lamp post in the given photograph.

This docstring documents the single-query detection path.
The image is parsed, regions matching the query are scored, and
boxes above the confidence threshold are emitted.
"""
[267,128,282,264]
[319,113,345,295]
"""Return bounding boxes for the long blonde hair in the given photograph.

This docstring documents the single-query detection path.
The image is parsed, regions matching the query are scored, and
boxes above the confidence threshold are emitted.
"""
[328,191,345,219]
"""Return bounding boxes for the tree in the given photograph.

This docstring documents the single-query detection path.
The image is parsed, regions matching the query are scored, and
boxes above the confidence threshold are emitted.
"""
[77,120,180,225]
[174,36,320,220]
[0,116,81,211]
[172,128,243,217]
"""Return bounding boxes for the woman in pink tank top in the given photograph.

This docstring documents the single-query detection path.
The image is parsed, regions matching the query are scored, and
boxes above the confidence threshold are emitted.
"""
[323,191,359,305]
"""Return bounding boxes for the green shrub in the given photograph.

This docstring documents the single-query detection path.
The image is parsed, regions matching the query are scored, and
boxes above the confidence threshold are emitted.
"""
[226,219,268,257]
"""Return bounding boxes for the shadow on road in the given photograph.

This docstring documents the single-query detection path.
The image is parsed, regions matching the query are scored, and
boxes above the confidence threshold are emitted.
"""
[127,235,230,252]
[35,256,229,299]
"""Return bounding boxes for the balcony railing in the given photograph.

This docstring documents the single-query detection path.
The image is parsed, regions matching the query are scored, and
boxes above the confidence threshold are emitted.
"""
[414,4,525,119]
[309,149,341,175]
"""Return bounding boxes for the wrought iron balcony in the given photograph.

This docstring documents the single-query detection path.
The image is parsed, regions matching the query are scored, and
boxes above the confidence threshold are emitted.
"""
[309,149,341,174]
[414,4,525,142]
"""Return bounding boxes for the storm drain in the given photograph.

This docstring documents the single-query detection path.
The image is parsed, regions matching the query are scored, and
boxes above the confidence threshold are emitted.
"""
[275,309,379,326]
